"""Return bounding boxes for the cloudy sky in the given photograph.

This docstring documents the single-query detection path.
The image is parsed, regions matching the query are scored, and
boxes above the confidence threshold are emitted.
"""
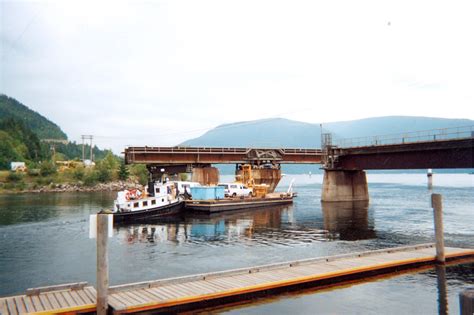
[1,0,473,152]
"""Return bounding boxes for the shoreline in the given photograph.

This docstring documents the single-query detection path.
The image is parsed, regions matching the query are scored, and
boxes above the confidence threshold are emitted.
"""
[0,180,144,195]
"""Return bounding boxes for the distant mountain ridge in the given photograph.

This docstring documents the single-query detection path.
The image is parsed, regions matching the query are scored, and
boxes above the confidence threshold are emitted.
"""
[0,94,67,140]
[182,116,474,148]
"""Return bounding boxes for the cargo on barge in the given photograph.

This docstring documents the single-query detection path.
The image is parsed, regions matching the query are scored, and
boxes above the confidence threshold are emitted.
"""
[185,192,294,213]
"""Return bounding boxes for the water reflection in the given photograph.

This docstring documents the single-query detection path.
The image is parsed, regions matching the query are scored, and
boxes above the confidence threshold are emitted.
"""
[435,264,448,315]
[114,205,292,244]
[321,201,376,241]
[120,224,191,244]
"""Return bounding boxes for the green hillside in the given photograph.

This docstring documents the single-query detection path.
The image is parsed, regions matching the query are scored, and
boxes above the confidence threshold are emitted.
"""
[0,119,49,169]
[0,95,110,169]
[182,116,474,148]
[0,94,67,140]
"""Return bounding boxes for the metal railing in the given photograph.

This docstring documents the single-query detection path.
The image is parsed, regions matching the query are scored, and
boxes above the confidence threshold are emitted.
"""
[335,125,474,148]
[125,146,322,155]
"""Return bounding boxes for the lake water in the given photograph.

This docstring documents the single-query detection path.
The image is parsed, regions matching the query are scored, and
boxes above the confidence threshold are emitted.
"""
[0,173,473,314]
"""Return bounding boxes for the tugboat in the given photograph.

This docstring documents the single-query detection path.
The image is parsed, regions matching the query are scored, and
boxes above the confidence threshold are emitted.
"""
[112,180,185,223]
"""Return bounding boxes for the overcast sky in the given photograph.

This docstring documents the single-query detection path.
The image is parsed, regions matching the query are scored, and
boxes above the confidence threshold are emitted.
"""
[1,0,473,152]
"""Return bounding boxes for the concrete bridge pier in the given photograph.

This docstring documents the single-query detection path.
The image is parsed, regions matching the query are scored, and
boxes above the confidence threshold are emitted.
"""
[321,170,369,202]
[192,166,219,186]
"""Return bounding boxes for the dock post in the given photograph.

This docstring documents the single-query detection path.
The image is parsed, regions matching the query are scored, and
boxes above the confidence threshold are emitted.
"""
[97,214,110,315]
[431,194,445,263]
[460,288,474,315]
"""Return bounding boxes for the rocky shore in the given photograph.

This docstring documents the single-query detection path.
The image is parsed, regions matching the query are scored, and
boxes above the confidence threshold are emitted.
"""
[1,180,144,194]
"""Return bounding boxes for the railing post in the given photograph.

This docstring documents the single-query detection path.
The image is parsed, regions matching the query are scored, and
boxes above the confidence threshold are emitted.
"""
[97,213,110,315]
[431,194,445,263]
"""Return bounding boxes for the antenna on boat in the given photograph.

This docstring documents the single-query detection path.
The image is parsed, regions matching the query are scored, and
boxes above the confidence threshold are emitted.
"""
[287,179,296,194]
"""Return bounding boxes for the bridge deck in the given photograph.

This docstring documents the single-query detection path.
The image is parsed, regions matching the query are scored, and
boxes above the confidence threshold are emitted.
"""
[124,146,323,164]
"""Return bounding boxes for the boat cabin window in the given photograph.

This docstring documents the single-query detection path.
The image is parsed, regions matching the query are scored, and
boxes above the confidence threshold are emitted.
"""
[151,200,156,205]
[155,188,160,194]
[133,202,139,208]
[162,198,165,202]
[143,201,148,207]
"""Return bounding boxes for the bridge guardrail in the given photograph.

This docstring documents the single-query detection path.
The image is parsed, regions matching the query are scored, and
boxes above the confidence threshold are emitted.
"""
[126,147,322,155]
[335,125,474,148]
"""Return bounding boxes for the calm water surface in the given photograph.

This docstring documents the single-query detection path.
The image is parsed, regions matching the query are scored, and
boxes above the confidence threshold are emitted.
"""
[0,173,473,314]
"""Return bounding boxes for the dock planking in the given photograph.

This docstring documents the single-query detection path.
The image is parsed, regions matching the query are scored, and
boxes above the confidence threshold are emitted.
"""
[1,244,473,314]
[0,283,96,315]
[106,244,474,314]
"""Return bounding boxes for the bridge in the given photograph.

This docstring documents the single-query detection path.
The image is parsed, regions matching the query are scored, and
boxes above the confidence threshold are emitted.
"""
[124,125,474,202]
[125,147,323,165]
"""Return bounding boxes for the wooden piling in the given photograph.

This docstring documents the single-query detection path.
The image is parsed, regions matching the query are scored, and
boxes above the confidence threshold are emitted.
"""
[427,169,433,189]
[460,288,474,315]
[431,194,445,263]
[97,214,110,315]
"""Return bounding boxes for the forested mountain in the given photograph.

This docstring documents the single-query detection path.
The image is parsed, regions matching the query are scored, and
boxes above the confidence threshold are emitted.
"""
[0,94,67,140]
[0,119,49,169]
[0,95,109,169]
[182,116,474,174]
[182,116,474,148]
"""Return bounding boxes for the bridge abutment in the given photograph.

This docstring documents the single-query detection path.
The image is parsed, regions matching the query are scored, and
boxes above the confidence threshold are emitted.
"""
[322,170,369,202]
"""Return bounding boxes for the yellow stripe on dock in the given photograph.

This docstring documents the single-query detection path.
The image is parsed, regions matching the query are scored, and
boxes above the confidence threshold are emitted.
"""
[106,244,474,314]
[0,285,96,315]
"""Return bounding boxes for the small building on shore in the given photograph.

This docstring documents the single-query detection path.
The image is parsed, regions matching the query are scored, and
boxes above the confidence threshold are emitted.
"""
[10,162,26,172]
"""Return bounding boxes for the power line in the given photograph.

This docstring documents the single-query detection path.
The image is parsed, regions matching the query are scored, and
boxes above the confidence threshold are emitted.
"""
[2,4,42,60]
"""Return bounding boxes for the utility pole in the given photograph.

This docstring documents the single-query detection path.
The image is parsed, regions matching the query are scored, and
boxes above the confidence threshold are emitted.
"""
[81,135,94,162]
[50,144,56,161]
[90,136,93,162]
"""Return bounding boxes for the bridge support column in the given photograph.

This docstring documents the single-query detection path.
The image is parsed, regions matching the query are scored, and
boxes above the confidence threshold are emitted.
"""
[322,170,369,202]
[236,168,282,193]
[192,166,219,186]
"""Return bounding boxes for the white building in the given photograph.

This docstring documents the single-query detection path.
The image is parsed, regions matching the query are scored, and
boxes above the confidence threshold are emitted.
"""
[10,162,26,171]
[83,159,96,167]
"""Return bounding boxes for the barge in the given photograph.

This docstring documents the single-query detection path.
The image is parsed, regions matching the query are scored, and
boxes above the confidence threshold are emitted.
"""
[185,192,294,213]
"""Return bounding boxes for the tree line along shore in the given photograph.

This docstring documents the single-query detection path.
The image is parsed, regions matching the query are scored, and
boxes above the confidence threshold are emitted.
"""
[0,152,149,194]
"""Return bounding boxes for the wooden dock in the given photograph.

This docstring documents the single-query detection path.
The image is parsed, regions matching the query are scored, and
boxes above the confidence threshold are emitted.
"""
[3,244,471,314]
[0,282,96,315]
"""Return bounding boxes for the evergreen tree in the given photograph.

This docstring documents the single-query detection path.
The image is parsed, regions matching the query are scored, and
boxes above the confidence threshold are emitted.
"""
[118,161,129,181]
